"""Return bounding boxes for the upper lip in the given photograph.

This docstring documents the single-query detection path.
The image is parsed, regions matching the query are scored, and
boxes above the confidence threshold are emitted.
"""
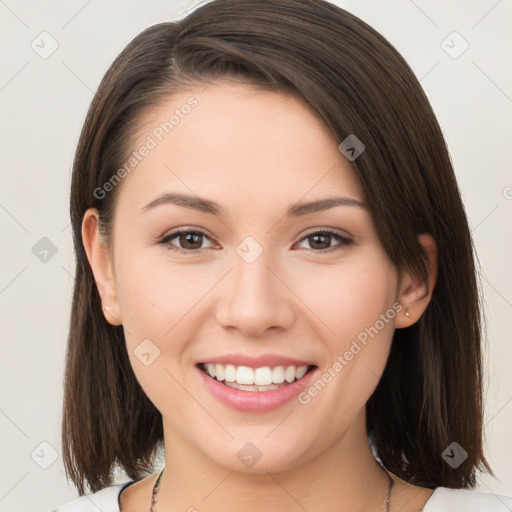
[197,353,317,369]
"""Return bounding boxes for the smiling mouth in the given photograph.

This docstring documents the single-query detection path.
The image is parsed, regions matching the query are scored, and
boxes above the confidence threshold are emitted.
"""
[197,362,317,392]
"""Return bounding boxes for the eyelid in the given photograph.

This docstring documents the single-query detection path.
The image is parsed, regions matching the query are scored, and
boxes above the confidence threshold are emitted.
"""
[160,226,213,240]
[298,226,353,240]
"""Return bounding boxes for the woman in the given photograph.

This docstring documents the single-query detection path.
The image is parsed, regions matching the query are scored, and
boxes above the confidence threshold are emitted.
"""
[51,0,512,510]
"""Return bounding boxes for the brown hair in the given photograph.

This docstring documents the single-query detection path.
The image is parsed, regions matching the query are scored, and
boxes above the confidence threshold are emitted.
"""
[63,0,492,495]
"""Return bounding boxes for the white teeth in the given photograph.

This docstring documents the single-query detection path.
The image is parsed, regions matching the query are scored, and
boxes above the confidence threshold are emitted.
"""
[224,381,281,392]
[224,364,236,382]
[284,366,296,383]
[272,366,285,383]
[254,367,272,386]
[202,363,311,386]
[215,364,224,381]
[295,365,308,379]
[236,366,255,385]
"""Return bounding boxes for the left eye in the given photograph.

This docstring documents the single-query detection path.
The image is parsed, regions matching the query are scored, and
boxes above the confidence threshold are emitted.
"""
[295,230,352,252]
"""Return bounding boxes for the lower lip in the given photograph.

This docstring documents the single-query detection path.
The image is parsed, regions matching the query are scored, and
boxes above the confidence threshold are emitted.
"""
[196,365,318,413]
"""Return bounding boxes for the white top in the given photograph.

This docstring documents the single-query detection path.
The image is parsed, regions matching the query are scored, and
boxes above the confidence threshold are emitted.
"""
[49,481,512,511]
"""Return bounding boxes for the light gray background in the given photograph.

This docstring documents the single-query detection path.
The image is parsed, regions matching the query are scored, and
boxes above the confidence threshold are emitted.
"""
[1,1,511,510]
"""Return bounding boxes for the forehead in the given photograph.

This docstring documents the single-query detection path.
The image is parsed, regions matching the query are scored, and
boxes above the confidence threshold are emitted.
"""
[117,81,364,212]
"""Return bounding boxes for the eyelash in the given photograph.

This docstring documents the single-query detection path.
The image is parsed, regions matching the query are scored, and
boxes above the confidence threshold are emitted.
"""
[158,228,353,255]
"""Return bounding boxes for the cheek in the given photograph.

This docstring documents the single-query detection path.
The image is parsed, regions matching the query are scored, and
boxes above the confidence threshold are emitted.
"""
[296,254,397,396]
[115,253,203,407]
[307,258,398,406]
[113,251,227,397]
[114,246,207,336]
[296,255,398,340]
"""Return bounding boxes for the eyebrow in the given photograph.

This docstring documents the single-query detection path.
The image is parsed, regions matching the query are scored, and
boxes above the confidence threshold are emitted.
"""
[141,192,366,217]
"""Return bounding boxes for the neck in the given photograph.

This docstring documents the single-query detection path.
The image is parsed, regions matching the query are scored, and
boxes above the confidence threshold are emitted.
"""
[156,413,391,512]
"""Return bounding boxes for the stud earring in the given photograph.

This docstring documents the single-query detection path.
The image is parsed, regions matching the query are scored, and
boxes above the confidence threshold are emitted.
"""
[404,309,411,318]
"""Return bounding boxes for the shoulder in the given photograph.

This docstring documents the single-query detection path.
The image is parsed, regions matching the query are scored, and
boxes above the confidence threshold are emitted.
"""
[423,487,512,511]
[49,481,134,512]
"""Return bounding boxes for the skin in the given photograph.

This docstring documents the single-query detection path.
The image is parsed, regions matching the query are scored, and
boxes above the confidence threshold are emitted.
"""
[82,82,437,511]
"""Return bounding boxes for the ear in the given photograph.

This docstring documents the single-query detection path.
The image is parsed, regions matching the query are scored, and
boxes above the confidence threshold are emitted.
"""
[81,208,122,326]
[395,233,437,328]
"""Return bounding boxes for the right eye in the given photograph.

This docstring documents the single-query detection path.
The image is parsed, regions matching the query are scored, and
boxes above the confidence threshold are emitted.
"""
[159,229,216,254]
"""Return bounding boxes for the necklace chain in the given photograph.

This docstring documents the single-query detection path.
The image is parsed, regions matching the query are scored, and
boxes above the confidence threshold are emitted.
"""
[150,467,394,512]
[383,469,394,511]
[149,468,164,512]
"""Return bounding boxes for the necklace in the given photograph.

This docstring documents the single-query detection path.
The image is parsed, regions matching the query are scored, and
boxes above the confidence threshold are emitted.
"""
[150,467,394,511]
[150,467,164,512]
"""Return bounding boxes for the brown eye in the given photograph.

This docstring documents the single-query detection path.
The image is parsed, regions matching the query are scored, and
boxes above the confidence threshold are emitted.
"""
[160,229,214,253]
[177,232,204,250]
[296,230,352,252]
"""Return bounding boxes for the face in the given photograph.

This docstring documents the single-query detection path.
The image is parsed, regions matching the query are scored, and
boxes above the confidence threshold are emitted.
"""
[89,82,406,473]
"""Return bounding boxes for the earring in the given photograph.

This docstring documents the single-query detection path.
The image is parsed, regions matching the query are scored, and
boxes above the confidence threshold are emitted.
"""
[404,309,410,318]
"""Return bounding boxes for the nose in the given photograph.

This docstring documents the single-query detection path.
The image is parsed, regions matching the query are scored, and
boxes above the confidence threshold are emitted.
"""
[215,250,296,338]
